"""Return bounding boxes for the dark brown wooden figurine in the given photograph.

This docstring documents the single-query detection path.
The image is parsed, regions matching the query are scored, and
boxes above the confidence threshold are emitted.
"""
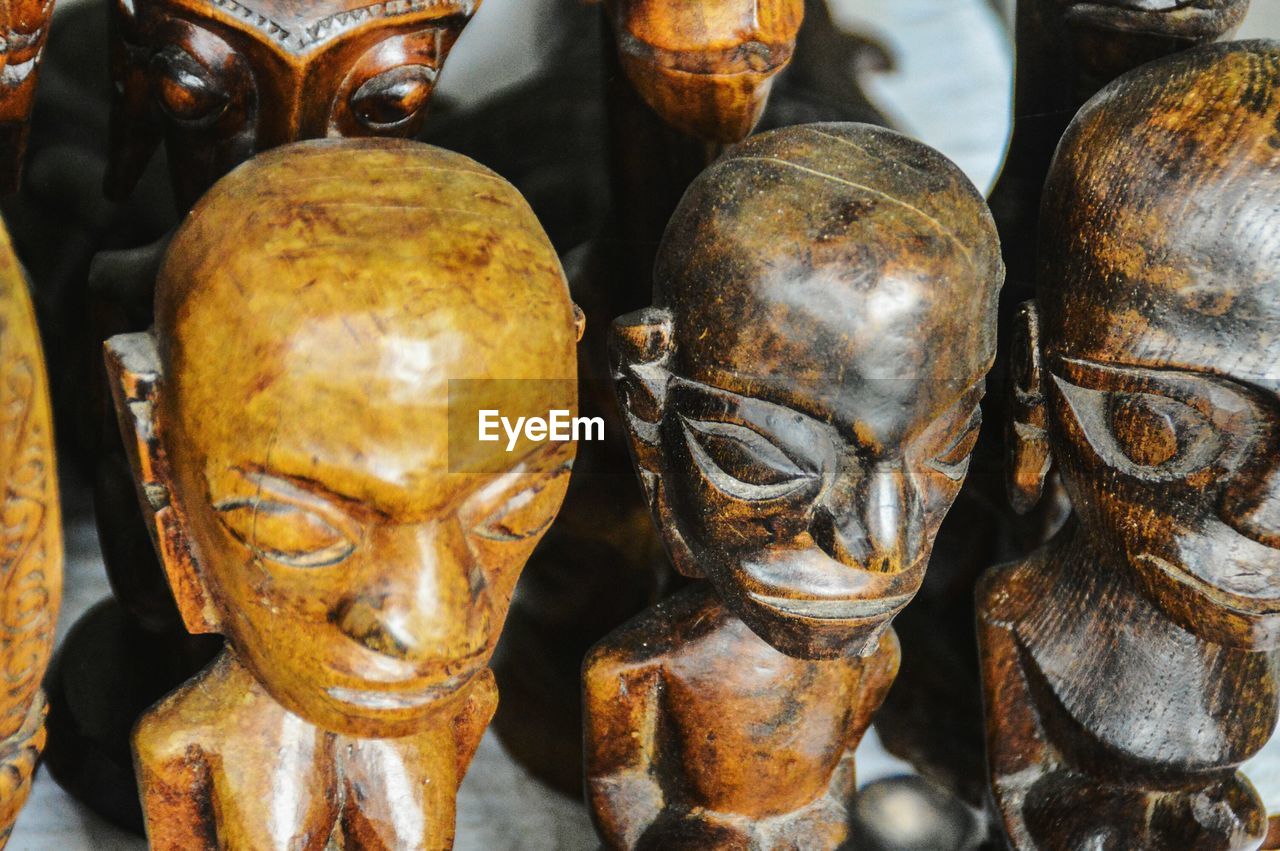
[981,41,1280,851]
[108,138,579,849]
[107,0,479,209]
[0,222,62,846]
[586,123,1003,850]
[0,0,54,192]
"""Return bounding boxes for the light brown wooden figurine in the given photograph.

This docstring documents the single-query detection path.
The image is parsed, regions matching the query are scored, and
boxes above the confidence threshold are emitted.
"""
[981,41,1280,851]
[107,0,480,209]
[108,138,580,849]
[0,0,54,192]
[586,123,1003,850]
[0,222,62,846]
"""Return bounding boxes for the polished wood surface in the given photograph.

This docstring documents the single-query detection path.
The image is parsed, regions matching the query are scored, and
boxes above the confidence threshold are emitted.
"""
[0,0,54,192]
[981,41,1280,850]
[0,221,62,847]
[108,138,579,849]
[107,0,480,208]
[586,122,1003,849]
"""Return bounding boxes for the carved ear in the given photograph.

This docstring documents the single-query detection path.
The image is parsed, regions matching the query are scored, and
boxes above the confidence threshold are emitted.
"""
[608,307,706,578]
[104,0,162,201]
[1005,301,1052,515]
[105,332,220,634]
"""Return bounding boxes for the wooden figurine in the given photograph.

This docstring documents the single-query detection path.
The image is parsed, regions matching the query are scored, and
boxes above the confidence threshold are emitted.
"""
[586,122,1003,850]
[0,0,53,193]
[0,223,62,847]
[107,138,579,849]
[876,0,1252,806]
[106,0,480,210]
[981,41,1280,851]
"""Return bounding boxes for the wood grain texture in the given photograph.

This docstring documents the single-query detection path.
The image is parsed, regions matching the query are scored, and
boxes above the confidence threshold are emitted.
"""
[110,138,579,849]
[587,122,1003,849]
[982,40,1280,851]
[0,222,62,847]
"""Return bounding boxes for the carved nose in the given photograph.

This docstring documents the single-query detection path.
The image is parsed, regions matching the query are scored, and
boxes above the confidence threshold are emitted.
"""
[329,524,485,661]
[1224,465,1280,548]
[812,463,914,573]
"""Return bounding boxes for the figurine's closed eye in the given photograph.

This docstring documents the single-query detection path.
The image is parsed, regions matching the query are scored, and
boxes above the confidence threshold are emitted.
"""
[680,416,818,500]
[928,407,982,481]
[1053,376,1224,482]
[150,45,229,127]
[350,65,437,130]
[471,462,573,543]
[214,496,356,568]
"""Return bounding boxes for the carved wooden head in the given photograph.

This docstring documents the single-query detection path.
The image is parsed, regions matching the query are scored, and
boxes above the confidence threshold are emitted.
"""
[603,0,803,143]
[612,124,1003,659]
[1012,41,1280,649]
[107,0,480,209]
[0,0,54,193]
[106,138,579,738]
[1039,0,1249,85]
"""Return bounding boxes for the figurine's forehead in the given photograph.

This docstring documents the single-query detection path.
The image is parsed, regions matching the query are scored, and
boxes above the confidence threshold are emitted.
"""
[140,0,473,53]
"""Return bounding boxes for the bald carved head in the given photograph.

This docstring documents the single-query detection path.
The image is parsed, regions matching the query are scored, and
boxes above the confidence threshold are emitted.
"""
[1019,41,1280,648]
[111,138,579,737]
[614,123,1003,658]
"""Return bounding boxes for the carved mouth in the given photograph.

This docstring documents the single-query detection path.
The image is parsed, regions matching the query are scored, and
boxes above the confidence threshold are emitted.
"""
[747,591,914,621]
[326,669,477,710]
[1136,553,1280,616]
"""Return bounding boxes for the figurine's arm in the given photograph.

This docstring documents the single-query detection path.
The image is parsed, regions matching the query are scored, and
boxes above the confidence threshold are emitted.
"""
[584,643,667,849]
[848,627,902,744]
[453,668,498,779]
[134,731,217,851]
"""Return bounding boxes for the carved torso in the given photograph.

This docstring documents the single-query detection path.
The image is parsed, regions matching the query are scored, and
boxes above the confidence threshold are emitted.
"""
[135,649,496,850]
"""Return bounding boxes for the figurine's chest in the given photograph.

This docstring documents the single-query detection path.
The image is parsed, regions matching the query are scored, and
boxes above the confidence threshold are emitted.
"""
[657,626,860,813]
[207,725,460,850]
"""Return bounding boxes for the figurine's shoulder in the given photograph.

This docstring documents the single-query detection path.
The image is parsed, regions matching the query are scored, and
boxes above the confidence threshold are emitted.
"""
[586,583,726,674]
[133,652,255,768]
[976,548,1054,630]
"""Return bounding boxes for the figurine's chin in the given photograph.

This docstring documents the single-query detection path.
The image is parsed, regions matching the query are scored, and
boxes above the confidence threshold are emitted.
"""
[737,593,905,660]
[619,54,778,143]
[280,666,485,738]
[1061,1,1242,39]
[1133,552,1280,650]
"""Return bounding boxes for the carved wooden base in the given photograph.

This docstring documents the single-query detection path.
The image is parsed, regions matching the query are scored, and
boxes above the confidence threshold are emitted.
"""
[43,599,219,833]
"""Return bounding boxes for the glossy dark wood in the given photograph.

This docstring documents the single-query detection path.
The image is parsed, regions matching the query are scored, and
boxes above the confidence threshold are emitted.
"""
[109,138,579,849]
[0,221,62,848]
[878,0,1254,805]
[586,122,1003,849]
[981,41,1280,850]
[0,0,54,192]
[107,0,479,210]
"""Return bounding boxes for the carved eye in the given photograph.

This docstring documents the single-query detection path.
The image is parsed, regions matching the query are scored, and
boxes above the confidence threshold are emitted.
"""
[928,408,981,481]
[1053,376,1224,482]
[150,46,229,127]
[680,416,818,500]
[471,464,572,543]
[214,497,355,568]
[350,65,437,130]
